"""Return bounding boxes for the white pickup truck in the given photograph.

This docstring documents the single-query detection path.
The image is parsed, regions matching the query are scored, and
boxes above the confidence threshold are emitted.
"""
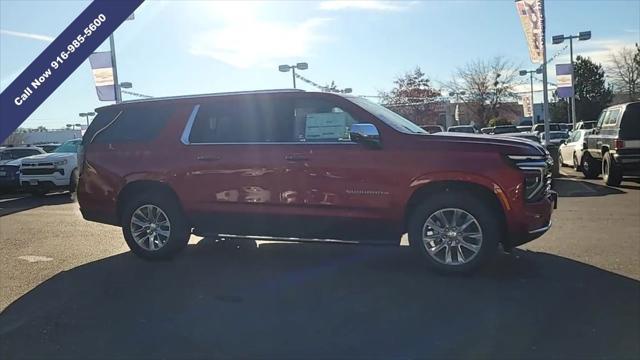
[19,139,81,195]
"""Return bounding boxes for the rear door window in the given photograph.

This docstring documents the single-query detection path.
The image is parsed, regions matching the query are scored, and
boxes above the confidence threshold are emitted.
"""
[604,108,621,127]
[189,97,294,143]
[91,105,173,144]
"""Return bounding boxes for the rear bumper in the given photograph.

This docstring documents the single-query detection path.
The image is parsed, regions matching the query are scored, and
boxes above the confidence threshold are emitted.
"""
[612,153,640,173]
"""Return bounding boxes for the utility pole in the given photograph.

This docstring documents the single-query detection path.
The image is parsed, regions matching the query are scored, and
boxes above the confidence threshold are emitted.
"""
[109,34,121,104]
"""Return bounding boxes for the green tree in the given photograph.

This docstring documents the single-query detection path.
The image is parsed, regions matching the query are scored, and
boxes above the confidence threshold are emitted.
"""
[574,55,613,121]
[380,67,440,124]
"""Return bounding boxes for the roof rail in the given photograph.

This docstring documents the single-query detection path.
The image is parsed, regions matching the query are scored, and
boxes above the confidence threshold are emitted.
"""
[117,88,305,106]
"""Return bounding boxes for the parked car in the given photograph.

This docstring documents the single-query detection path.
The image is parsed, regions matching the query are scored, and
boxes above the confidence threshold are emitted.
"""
[539,131,570,146]
[447,125,476,134]
[574,121,596,131]
[419,124,444,134]
[498,132,540,143]
[19,139,81,196]
[77,90,556,274]
[559,130,588,170]
[36,143,62,153]
[0,146,46,165]
[531,123,562,134]
[480,127,494,134]
[558,123,572,132]
[492,125,519,134]
[582,102,640,186]
[0,159,23,193]
[517,125,532,132]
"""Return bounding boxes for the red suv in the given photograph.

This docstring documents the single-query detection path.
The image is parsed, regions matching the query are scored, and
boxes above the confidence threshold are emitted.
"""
[78,90,556,273]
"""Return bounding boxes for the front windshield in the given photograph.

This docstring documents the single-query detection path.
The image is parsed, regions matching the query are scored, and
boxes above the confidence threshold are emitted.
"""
[54,140,80,153]
[346,96,426,134]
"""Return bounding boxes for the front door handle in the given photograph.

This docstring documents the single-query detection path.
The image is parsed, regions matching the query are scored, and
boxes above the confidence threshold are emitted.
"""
[285,154,309,161]
[196,155,221,162]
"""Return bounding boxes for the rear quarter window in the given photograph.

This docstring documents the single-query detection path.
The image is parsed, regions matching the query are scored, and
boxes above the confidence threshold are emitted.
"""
[91,105,173,144]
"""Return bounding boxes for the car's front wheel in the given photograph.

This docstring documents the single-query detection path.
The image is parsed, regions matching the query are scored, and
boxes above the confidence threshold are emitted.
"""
[408,191,500,274]
[121,194,190,260]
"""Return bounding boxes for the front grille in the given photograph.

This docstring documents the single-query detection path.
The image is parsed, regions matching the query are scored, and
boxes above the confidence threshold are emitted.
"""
[22,162,54,167]
[21,168,56,175]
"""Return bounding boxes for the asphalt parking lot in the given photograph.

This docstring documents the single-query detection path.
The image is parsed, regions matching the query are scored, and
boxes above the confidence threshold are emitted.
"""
[1,168,639,359]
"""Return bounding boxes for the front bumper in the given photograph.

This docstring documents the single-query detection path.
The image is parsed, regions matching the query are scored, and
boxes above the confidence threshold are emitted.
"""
[505,190,557,249]
[20,172,70,188]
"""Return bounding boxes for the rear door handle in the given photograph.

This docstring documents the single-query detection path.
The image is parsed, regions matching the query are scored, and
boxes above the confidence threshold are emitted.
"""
[285,154,309,161]
[196,155,221,162]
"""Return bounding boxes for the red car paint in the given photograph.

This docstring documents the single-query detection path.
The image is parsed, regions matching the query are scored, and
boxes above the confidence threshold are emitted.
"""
[78,91,555,248]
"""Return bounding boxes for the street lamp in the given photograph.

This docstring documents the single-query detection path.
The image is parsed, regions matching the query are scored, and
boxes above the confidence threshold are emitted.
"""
[552,30,591,128]
[448,91,466,125]
[79,112,96,126]
[278,62,308,89]
[519,67,542,120]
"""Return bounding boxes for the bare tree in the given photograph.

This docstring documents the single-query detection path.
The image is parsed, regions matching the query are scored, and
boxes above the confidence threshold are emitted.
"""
[446,57,521,127]
[608,45,640,100]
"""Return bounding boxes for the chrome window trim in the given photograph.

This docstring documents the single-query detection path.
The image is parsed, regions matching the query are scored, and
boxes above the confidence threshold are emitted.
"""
[180,104,200,145]
[89,110,123,144]
[180,103,358,146]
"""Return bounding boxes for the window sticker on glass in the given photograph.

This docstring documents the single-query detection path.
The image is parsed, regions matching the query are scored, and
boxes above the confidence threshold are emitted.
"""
[305,112,350,141]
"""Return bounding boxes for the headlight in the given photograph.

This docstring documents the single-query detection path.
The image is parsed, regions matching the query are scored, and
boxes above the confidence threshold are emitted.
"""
[53,159,68,166]
[506,155,552,201]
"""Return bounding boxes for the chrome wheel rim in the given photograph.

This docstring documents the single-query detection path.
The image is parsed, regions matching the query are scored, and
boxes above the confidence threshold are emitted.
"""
[421,208,483,265]
[130,204,171,251]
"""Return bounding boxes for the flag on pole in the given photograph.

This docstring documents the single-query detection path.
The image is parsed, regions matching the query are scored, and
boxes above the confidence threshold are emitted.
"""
[89,51,115,101]
[555,63,574,98]
[515,0,545,64]
[522,94,533,117]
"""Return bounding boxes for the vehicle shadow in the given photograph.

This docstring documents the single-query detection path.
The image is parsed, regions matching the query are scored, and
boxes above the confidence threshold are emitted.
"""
[0,192,74,217]
[1,239,638,359]
[553,178,626,197]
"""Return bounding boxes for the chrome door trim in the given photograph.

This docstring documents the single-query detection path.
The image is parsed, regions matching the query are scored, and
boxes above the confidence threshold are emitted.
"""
[180,104,201,145]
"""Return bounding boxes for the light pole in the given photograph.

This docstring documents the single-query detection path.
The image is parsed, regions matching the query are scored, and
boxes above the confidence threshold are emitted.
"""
[448,91,466,125]
[79,112,96,126]
[278,62,308,89]
[552,31,591,128]
[519,67,542,121]
[109,14,135,103]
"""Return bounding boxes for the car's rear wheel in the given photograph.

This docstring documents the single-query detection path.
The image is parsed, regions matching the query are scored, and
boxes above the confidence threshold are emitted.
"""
[408,191,500,274]
[68,169,79,193]
[602,152,622,186]
[121,194,190,260]
[581,153,600,179]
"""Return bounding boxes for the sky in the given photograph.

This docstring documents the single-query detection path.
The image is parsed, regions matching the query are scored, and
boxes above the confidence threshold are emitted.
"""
[1,0,639,129]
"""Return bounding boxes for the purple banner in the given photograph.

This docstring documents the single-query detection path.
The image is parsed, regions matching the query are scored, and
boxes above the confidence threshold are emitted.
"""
[0,0,144,142]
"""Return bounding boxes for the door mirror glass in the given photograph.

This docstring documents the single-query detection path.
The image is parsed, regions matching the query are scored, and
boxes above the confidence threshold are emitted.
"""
[349,123,381,147]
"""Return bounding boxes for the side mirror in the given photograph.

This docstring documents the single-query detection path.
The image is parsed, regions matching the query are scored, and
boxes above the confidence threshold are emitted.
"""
[349,123,381,148]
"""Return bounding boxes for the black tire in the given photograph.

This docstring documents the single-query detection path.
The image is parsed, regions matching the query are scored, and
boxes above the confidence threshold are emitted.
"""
[121,192,190,260]
[581,152,600,179]
[573,152,580,171]
[407,190,501,274]
[602,152,623,186]
[68,168,79,193]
